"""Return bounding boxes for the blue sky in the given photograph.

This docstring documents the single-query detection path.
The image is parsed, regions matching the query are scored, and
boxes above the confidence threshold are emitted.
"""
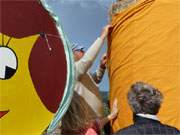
[46,0,115,91]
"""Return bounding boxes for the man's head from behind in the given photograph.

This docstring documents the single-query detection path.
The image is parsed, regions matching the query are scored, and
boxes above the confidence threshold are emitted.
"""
[128,82,163,115]
[72,44,85,61]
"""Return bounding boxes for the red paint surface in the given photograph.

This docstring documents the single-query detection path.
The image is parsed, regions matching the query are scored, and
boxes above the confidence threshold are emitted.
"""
[0,110,9,118]
[0,0,67,113]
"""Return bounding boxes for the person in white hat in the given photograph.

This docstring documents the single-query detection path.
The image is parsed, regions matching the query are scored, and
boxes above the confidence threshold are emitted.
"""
[72,25,111,118]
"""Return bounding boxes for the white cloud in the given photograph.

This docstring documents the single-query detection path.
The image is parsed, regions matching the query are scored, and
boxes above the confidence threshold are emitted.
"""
[58,0,115,9]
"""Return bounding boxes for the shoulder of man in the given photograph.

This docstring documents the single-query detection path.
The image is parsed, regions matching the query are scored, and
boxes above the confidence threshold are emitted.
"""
[114,123,180,135]
[161,124,180,134]
[113,125,136,135]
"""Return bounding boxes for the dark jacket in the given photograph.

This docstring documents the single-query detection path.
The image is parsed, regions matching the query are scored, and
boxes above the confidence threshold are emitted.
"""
[114,115,180,135]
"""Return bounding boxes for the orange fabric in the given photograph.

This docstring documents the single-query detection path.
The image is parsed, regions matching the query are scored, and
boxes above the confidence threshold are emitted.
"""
[108,0,180,132]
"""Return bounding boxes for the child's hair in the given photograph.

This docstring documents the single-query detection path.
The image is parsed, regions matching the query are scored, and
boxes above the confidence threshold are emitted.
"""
[61,92,96,134]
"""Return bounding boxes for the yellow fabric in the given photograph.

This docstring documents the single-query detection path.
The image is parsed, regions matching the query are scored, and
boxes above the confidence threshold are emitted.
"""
[108,0,180,132]
[0,34,54,135]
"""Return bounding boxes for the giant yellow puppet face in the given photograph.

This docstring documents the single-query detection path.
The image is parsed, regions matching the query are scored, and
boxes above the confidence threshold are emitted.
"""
[0,34,54,134]
[0,1,71,134]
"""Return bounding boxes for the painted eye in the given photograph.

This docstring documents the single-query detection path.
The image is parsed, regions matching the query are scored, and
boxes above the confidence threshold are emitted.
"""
[0,47,18,80]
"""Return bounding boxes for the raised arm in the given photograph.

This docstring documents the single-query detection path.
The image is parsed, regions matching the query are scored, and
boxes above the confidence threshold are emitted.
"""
[96,98,118,129]
[76,25,111,78]
[91,53,107,84]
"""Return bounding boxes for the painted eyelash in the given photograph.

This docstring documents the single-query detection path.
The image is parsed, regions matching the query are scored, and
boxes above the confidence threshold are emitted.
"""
[1,34,13,47]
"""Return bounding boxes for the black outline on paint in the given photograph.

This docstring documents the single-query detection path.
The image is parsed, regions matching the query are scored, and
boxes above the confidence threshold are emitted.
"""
[0,46,18,80]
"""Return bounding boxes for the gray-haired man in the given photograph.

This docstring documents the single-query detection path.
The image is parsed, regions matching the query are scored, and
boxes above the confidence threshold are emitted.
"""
[115,82,180,135]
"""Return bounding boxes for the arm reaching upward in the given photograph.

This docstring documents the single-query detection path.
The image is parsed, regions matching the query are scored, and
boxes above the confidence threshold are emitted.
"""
[93,98,118,130]
[76,25,111,79]
[91,53,107,84]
